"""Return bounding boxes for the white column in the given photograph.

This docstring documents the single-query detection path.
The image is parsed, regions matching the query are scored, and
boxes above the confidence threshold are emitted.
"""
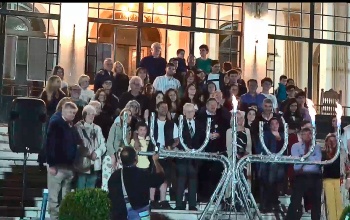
[59,3,88,86]
[243,3,268,92]
[319,3,334,96]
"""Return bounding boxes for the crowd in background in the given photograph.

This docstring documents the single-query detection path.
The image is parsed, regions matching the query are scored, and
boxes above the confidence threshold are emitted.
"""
[39,42,350,220]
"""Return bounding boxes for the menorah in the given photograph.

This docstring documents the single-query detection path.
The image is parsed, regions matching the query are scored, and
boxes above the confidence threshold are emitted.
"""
[122,112,233,220]
[235,101,345,220]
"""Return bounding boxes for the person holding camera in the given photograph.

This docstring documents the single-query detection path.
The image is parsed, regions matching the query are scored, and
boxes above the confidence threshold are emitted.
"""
[108,147,165,220]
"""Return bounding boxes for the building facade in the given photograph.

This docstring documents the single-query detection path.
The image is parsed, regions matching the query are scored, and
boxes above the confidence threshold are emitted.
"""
[0,2,350,121]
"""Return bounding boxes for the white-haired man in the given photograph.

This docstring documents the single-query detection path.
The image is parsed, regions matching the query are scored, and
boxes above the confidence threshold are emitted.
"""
[118,76,150,115]
[46,102,79,220]
[139,42,167,83]
[94,58,113,92]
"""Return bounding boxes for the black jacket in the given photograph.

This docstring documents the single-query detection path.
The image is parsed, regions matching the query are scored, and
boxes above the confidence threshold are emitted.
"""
[178,118,205,150]
[45,114,80,167]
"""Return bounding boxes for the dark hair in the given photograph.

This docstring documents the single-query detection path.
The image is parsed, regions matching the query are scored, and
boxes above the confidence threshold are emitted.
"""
[226,69,240,76]
[211,60,220,66]
[279,75,287,81]
[176,49,185,55]
[169,57,179,63]
[156,101,168,109]
[268,117,280,126]
[286,85,296,91]
[120,147,137,167]
[261,77,273,85]
[247,79,258,85]
[199,44,209,51]
[287,78,294,83]
[135,121,148,130]
[295,91,306,99]
[52,65,64,77]
[206,97,218,105]
[223,62,232,72]
[166,62,175,68]
[300,120,311,128]
[300,127,312,133]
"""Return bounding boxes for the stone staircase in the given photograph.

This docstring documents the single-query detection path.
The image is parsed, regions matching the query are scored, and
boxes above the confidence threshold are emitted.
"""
[0,127,318,220]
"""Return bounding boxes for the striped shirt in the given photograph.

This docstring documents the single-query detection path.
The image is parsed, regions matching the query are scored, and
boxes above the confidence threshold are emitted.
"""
[153,75,181,93]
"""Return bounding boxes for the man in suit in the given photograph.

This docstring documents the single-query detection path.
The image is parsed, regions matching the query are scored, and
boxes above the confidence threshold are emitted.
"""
[175,103,205,211]
[197,98,229,201]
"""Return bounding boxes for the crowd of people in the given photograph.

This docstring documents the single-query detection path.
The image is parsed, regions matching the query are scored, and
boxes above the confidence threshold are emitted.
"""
[39,41,350,220]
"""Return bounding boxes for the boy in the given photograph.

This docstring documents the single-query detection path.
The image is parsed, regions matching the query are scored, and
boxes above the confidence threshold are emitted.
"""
[130,122,150,169]
[196,44,212,74]
[275,75,288,103]
[176,49,187,73]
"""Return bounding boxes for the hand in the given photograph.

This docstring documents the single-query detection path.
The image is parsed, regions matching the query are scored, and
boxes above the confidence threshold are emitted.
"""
[48,167,58,176]
[144,109,149,120]
[134,145,141,152]
[166,146,173,150]
[90,152,97,161]
[152,153,159,162]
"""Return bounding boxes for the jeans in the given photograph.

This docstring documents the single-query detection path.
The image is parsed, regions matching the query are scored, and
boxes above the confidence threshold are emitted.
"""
[76,172,98,189]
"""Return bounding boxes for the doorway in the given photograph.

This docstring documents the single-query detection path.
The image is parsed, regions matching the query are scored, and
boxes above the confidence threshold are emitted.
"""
[86,23,161,77]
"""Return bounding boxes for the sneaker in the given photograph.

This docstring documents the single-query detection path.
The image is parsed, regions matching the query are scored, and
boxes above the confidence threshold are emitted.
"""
[150,200,160,209]
[159,201,173,210]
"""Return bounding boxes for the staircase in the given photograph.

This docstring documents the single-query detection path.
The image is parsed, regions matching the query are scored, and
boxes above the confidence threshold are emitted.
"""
[0,127,319,220]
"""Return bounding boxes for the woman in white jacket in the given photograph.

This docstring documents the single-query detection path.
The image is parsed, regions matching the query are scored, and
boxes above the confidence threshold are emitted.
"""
[74,105,106,189]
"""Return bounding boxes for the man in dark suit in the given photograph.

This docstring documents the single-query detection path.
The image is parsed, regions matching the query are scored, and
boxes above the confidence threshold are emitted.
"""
[175,103,205,211]
[197,98,230,201]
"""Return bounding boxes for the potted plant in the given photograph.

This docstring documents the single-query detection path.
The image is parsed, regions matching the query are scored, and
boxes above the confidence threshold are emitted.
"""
[59,188,111,220]
[340,205,350,220]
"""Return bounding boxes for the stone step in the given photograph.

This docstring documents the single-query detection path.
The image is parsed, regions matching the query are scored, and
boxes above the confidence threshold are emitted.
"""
[0,187,42,198]
[15,206,312,220]
[0,176,46,188]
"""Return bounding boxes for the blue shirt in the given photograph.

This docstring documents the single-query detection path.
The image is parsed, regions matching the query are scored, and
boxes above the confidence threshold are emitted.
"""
[291,142,322,174]
[240,93,266,112]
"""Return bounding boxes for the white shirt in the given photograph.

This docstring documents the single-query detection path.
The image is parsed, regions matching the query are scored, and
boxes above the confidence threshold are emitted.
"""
[261,93,278,111]
[207,73,221,91]
[80,88,95,103]
[156,119,179,150]
[153,75,181,93]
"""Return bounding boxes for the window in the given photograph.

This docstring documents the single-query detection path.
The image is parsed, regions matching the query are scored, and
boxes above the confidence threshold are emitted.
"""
[143,3,191,26]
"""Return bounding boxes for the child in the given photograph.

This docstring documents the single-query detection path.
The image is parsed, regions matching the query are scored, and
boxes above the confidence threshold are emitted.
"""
[130,122,150,169]
[276,75,288,103]
[78,74,95,103]
[176,49,187,74]
[196,44,212,74]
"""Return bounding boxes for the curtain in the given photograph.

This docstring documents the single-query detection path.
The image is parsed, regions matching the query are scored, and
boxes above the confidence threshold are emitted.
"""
[284,12,301,84]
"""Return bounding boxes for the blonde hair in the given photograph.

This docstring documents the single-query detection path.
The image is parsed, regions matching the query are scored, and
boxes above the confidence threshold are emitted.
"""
[119,108,132,126]
[88,100,101,109]
[43,75,62,101]
[56,97,73,112]
[63,101,78,110]
[112,61,126,75]
[125,100,141,116]
[78,74,90,86]
[231,110,245,126]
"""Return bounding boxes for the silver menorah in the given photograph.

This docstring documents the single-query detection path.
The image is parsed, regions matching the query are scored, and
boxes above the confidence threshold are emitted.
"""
[122,111,233,220]
[236,102,344,220]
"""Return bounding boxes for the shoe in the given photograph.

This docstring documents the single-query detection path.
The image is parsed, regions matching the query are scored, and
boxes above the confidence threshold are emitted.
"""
[189,206,198,211]
[159,201,173,210]
[150,200,160,209]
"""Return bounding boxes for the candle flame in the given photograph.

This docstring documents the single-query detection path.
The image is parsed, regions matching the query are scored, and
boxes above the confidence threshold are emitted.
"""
[335,102,343,126]
[232,95,238,113]
[306,99,316,126]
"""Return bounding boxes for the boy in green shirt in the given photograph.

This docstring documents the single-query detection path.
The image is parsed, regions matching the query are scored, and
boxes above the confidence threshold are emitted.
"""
[196,44,212,74]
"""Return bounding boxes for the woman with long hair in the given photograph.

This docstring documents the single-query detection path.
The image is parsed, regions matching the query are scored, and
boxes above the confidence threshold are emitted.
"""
[40,75,66,117]
[52,65,68,95]
[283,98,304,134]
[111,61,129,98]
[135,67,150,86]
[164,89,181,121]
[179,83,202,115]
[178,70,197,98]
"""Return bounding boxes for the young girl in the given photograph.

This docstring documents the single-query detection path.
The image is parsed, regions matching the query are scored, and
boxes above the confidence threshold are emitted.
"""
[78,74,94,103]
[130,122,150,169]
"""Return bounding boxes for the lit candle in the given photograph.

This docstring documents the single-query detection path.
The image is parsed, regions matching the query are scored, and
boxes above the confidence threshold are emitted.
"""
[306,99,316,127]
[232,95,238,113]
[335,102,343,127]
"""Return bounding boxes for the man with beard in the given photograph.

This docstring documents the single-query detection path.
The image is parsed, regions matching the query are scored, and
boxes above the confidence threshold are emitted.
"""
[152,62,181,94]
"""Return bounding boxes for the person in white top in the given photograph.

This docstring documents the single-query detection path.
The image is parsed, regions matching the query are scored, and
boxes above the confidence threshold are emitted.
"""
[260,77,278,113]
[74,105,106,189]
[153,62,181,94]
[78,74,95,103]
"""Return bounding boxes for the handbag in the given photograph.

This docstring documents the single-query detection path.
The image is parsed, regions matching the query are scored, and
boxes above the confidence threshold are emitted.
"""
[121,169,150,220]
